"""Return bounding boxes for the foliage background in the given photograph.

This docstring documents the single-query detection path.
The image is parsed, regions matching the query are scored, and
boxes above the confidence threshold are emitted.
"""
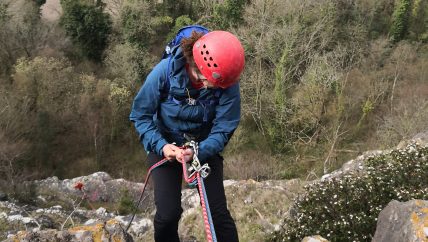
[0,0,427,186]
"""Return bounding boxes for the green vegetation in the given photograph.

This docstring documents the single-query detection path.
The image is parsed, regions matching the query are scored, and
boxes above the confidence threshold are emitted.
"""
[0,218,25,241]
[390,0,412,42]
[212,0,247,29]
[60,0,112,61]
[270,143,428,241]
[117,190,138,215]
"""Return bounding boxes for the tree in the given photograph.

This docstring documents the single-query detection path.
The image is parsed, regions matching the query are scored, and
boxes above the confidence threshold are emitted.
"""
[212,0,247,29]
[60,0,112,61]
[166,15,193,40]
[157,0,195,20]
[120,0,172,49]
[13,57,81,175]
[408,0,428,41]
[0,91,32,190]
[390,0,411,42]
[0,1,53,76]
[104,42,156,90]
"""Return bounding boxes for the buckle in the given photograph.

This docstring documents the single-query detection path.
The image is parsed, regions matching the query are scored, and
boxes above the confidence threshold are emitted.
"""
[187,98,196,105]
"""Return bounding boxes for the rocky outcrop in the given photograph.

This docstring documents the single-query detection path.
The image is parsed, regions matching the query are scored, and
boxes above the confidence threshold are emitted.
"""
[0,177,306,242]
[34,172,153,205]
[0,201,152,241]
[2,133,427,241]
[322,131,428,181]
[4,219,133,242]
[397,131,428,149]
[372,200,428,242]
[320,149,384,181]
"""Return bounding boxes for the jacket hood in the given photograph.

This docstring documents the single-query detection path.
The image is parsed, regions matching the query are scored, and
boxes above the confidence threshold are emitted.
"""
[169,46,187,78]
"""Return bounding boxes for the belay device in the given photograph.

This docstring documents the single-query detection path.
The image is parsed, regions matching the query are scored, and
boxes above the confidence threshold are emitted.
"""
[181,140,211,184]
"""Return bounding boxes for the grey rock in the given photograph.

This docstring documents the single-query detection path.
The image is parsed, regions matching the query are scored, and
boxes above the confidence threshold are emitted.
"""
[397,131,428,149]
[372,200,428,242]
[33,172,154,208]
[5,220,134,242]
[3,174,306,242]
[302,235,329,242]
[412,131,428,142]
[321,150,385,181]
[36,214,55,229]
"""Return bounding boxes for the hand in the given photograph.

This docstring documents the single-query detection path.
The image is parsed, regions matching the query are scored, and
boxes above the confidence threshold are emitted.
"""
[176,148,194,163]
[162,144,180,161]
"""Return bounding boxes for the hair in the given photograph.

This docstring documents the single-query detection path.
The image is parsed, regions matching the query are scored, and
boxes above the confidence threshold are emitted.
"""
[180,31,205,63]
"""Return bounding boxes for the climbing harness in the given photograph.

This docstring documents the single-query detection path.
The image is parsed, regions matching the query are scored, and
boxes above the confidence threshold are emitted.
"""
[126,140,217,242]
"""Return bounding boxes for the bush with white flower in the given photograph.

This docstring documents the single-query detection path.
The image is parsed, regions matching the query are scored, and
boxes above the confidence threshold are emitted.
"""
[270,143,428,242]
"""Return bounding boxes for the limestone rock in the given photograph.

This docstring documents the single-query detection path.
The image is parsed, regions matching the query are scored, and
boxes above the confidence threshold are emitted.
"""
[5,219,133,242]
[372,200,428,242]
[322,133,428,181]
[397,131,428,149]
[302,235,329,242]
[34,172,154,210]
[1,176,305,242]
[321,150,384,181]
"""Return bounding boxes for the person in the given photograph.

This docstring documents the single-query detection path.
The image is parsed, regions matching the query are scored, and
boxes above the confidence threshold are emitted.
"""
[129,30,245,242]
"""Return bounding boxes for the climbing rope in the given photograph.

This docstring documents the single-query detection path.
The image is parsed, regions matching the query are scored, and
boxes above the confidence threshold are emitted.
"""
[126,141,217,242]
[125,157,169,232]
[197,171,217,242]
[180,141,217,242]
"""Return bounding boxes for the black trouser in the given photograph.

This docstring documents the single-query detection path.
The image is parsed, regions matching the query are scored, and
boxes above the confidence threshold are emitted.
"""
[147,152,239,242]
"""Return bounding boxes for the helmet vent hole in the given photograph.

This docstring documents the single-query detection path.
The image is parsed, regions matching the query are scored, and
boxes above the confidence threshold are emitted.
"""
[207,63,211,67]
[209,57,213,61]
[205,51,209,54]
[203,44,206,48]
[214,63,218,67]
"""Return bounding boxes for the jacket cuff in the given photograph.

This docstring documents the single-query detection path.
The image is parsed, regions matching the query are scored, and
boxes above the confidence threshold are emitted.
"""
[197,149,210,163]
[155,139,168,157]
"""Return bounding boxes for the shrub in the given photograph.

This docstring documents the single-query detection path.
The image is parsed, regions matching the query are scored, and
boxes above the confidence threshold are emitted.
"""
[408,0,428,40]
[390,0,411,42]
[120,0,172,49]
[166,15,193,41]
[271,142,428,242]
[376,98,428,148]
[0,1,53,75]
[212,0,247,29]
[60,0,112,61]
[117,189,138,215]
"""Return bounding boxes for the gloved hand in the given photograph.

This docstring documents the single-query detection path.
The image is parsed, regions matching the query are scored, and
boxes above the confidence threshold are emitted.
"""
[176,148,194,163]
[162,143,180,161]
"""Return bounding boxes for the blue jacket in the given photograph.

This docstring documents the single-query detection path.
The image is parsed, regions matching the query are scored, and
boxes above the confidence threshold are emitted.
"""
[129,47,241,162]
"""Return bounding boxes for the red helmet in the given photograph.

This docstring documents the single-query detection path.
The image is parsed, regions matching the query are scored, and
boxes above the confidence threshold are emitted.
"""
[192,31,245,89]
